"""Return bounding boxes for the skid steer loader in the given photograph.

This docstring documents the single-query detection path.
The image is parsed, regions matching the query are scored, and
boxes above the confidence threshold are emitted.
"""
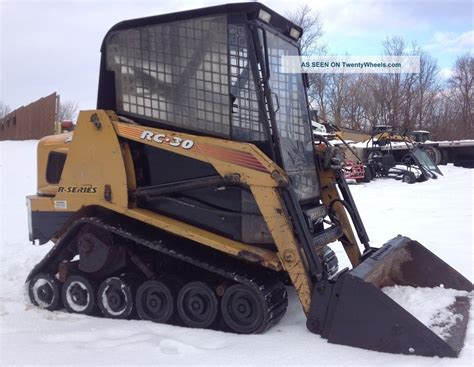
[26,3,472,357]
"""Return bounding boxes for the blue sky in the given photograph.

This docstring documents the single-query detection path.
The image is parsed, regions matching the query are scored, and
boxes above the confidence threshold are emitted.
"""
[1,0,472,111]
[314,0,473,79]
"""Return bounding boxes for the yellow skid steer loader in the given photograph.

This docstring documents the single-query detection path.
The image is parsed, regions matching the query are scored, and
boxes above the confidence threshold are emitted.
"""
[26,3,471,357]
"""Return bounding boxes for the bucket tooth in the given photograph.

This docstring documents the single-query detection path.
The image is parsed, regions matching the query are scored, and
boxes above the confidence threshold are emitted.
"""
[307,236,473,357]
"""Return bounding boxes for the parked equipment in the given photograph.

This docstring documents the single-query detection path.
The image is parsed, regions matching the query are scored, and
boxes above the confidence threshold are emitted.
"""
[411,131,474,168]
[312,120,369,182]
[361,127,474,168]
[363,125,442,183]
[26,3,472,357]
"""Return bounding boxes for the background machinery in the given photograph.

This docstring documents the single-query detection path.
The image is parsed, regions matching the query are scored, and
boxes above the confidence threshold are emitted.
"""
[361,125,443,183]
[358,125,474,169]
[26,3,472,357]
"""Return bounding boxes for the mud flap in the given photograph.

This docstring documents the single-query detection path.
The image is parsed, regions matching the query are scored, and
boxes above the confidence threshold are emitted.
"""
[307,236,472,357]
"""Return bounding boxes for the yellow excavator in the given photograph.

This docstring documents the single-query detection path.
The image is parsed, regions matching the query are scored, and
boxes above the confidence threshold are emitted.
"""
[26,3,472,357]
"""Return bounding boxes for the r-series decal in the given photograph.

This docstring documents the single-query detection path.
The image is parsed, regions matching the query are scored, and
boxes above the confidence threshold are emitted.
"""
[58,185,98,194]
[140,131,194,150]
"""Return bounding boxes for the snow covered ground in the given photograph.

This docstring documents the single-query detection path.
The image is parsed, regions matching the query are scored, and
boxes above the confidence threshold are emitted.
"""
[1,140,473,366]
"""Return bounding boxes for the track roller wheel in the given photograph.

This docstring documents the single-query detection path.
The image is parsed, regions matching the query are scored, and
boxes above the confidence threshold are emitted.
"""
[28,273,61,311]
[177,281,219,328]
[221,284,270,334]
[136,280,174,323]
[62,275,96,315]
[97,276,134,319]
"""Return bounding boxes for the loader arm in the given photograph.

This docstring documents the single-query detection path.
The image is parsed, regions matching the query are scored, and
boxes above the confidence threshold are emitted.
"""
[318,165,362,267]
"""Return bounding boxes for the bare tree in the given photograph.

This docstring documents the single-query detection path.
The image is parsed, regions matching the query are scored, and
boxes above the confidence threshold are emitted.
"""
[58,100,79,122]
[342,75,367,130]
[310,73,330,121]
[286,4,325,56]
[413,52,439,131]
[448,53,474,138]
[286,4,327,119]
[359,74,384,129]
[328,72,350,126]
[284,10,468,140]
[382,36,406,127]
[0,101,11,118]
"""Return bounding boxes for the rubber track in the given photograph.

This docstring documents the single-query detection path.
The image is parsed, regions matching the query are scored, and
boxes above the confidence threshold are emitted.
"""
[27,216,288,333]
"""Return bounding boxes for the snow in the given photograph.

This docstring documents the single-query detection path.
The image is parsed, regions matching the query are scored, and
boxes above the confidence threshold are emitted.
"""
[327,139,355,146]
[1,140,473,366]
[391,165,422,178]
[382,285,472,341]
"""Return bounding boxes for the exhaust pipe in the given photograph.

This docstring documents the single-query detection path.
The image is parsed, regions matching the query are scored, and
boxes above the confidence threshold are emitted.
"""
[307,236,472,357]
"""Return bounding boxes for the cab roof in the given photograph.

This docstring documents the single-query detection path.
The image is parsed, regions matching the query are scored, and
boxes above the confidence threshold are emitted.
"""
[100,2,302,51]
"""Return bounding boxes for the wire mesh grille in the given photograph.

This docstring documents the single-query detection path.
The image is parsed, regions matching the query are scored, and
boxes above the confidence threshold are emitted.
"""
[106,16,230,137]
[228,24,265,141]
[267,39,308,143]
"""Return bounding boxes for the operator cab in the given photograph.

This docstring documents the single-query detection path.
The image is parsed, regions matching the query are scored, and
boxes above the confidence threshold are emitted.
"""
[410,130,430,143]
[98,2,318,203]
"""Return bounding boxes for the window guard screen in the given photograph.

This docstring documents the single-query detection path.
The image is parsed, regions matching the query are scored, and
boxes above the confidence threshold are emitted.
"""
[106,16,230,137]
[228,24,265,141]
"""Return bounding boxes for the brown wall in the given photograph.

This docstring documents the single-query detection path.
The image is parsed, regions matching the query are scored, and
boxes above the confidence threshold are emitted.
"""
[0,93,58,141]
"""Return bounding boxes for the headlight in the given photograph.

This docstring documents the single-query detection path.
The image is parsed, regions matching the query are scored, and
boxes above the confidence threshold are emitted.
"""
[289,27,301,40]
[258,9,272,23]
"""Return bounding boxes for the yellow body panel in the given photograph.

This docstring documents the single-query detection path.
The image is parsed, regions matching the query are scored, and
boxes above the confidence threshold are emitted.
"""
[53,110,129,209]
[375,131,411,143]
